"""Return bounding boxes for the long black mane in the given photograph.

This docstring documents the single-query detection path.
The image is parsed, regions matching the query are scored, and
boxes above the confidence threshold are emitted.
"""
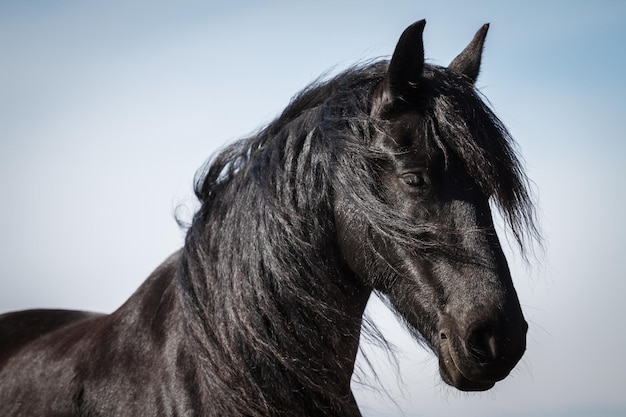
[177,60,537,415]
[179,62,383,416]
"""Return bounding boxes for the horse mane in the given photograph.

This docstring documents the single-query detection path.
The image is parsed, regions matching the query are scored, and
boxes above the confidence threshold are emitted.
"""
[177,62,386,416]
[419,65,539,251]
[176,60,538,415]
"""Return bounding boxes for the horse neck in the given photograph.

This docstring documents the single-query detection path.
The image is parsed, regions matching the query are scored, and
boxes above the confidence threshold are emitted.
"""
[177,219,371,416]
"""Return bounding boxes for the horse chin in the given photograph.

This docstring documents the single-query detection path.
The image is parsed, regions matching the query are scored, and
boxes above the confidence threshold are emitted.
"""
[437,341,499,392]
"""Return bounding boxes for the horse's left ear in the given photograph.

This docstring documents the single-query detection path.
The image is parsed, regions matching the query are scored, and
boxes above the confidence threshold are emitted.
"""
[371,20,426,116]
[448,23,490,84]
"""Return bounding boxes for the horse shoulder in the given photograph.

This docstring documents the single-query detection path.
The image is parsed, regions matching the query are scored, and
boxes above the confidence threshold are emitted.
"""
[0,252,185,415]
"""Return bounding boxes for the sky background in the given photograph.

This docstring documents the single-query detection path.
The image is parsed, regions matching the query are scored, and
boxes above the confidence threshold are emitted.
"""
[1,1,625,416]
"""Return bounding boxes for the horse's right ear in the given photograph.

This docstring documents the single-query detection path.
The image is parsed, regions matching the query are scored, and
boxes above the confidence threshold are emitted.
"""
[371,20,426,117]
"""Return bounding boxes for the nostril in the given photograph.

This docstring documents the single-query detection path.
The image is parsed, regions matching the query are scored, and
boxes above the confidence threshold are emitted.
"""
[466,324,498,362]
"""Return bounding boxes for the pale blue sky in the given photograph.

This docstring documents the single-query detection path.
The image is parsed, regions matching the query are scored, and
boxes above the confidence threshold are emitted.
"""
[1,1,625,416]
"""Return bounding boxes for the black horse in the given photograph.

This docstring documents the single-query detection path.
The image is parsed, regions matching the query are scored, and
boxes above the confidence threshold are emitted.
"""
[0,20,537,416]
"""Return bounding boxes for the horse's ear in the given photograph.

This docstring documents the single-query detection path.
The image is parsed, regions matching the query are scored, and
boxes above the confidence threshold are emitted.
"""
[448,23,489,84]
[371,20,426,116]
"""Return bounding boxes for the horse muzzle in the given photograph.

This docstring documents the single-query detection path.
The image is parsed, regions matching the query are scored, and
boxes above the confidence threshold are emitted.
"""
[436,313,528,391]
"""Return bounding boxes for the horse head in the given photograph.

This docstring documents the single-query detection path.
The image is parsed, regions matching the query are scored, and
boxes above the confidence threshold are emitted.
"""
[336,20,531,392]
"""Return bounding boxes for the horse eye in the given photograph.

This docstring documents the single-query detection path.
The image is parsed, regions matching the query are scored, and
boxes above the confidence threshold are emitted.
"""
[401,173,426,187]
